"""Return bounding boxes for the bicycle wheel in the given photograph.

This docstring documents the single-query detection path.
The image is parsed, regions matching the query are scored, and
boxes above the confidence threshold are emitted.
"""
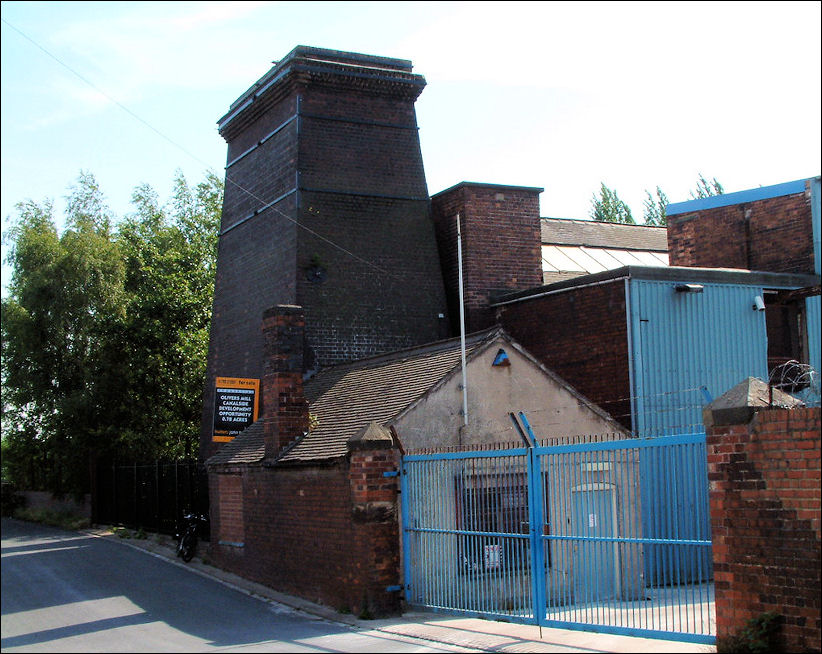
[180,533,196,562]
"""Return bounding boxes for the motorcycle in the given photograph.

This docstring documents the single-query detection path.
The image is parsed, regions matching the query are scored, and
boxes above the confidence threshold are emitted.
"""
[175,512,207,563]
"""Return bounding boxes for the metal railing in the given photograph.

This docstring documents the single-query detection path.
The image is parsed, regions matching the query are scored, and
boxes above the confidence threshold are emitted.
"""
[93,460,209,537]
[400,431,714,643]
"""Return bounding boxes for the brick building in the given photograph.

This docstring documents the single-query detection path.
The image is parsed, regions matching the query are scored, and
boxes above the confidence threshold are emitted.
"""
[206,306,627,616]
[200,44,820,621]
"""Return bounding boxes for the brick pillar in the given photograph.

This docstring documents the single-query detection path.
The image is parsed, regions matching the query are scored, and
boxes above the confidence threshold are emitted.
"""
[704,378,820,652]
[431,182,543,333]
[262,305,309,459]
[347,422,401,617]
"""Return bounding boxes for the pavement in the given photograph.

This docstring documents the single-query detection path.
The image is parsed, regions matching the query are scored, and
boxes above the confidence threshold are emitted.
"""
[87,526,717,653]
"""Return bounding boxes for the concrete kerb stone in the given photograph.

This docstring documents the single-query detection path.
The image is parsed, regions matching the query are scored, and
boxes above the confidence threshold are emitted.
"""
[86,525,716,653]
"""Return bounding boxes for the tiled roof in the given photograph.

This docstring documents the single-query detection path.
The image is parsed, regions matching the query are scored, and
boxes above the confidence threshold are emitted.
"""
[205,420,266,466]
[207,328,500,467]
[280,329,498,463]
[541,218,668,251]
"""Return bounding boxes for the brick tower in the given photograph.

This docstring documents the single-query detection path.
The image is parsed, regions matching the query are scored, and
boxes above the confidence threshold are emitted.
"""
[431,182,543,333]
[200,46,450,460]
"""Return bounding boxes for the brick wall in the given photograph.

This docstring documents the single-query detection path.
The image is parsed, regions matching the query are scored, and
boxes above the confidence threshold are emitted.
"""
[347,439,402,616]
[497,279,633,431]
[668,185,814,274]
[216,474,244,545]
[707,407,821,652]
[208,442,401,617]
[432,183,543,333]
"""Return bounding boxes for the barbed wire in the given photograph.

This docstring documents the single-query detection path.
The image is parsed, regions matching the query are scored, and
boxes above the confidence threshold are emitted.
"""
[768,360,820,407]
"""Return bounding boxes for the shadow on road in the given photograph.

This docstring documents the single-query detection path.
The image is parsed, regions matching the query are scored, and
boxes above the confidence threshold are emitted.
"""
[1,518,402,652]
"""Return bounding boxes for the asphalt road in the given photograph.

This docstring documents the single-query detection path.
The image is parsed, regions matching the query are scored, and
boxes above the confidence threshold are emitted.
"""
[1,518,471,652]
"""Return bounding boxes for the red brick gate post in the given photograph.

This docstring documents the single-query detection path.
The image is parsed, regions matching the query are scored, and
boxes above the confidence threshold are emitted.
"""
[347,422,402,617]
[704,378,820,652]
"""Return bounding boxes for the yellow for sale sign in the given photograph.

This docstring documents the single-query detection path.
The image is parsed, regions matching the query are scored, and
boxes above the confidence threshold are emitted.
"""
[212,377,260,442]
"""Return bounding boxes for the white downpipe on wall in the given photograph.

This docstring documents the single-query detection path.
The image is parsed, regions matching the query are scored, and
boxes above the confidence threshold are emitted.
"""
[456,213,469,428]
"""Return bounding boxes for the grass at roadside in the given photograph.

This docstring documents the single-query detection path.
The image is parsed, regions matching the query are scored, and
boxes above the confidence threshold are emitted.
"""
[12,506,91,531]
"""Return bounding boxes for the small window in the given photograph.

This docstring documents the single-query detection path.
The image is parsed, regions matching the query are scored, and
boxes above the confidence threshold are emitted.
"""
[455,472,544,573]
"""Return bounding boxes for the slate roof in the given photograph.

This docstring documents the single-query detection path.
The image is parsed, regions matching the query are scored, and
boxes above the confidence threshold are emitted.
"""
[541,218,669,285]
[541,218,669,250]
[206,419,266,466]
[207,328,499,467]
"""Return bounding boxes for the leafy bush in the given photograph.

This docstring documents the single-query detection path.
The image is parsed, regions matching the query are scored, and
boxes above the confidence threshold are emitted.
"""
[717,612,782,653]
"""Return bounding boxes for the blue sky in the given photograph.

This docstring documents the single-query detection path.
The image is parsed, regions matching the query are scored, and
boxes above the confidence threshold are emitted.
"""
[2,1,820,293]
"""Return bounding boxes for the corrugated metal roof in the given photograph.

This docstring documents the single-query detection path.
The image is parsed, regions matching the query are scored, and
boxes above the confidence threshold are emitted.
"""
[541,219,669,285]
[542,245,669,284]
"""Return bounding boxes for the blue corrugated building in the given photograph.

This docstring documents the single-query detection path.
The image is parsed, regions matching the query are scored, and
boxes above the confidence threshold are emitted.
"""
[497,176,821,437]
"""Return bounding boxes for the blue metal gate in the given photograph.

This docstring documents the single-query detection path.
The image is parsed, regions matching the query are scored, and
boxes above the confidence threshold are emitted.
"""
[400,429,714,644]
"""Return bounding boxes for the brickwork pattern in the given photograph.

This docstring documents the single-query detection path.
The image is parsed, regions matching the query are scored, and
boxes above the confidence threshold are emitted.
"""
[216,474,244,544]
[432,185,542,333]
[201,56,449,460]
[348,445,402,614]
[297,190,449,365]
[299,88,428,199]
[707,407,821,652]
[209,447,401,617]
[497,280,633,431]
[668,188,814,274]
[261,306,309,457]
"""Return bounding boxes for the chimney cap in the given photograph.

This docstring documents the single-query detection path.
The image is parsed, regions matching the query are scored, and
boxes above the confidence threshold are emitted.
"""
[348,421,394,450]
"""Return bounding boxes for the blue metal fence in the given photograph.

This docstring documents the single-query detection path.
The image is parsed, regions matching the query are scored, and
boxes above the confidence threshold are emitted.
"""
[400,431,715,643]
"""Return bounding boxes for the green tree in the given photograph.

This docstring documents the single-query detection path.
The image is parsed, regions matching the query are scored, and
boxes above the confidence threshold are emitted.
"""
[1,170,222,495]
[590,183,635,224]
[690,173,724,199]
[1,174,126,494]
[114,170,221,459]
[589,174,722,227]
[642,186,669,226]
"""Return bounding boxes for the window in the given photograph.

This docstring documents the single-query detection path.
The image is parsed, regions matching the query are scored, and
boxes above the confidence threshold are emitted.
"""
[455,472,539,573]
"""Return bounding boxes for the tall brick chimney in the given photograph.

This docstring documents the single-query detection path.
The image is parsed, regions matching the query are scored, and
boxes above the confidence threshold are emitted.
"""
[200,46,450,461]
[261,305,309,459]
[431,182,543,333]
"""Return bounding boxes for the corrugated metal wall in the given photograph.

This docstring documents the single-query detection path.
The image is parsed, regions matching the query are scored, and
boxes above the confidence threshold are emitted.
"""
[628,279,769,437]
[808,296,821,379]
[809,178,821,381]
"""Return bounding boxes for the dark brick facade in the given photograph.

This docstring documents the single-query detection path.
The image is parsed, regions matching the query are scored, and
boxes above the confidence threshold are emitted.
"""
[668,183,815,274]
[208,303,402,617]
[208,454,401,617]
[496,279,633,432]
[707,407,821,653]
[201,47,449,460]
[432,183,543,333]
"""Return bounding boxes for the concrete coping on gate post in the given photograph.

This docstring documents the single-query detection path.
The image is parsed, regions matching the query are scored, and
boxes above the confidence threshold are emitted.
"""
[702,376,805,429]
[347,421,395,451]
